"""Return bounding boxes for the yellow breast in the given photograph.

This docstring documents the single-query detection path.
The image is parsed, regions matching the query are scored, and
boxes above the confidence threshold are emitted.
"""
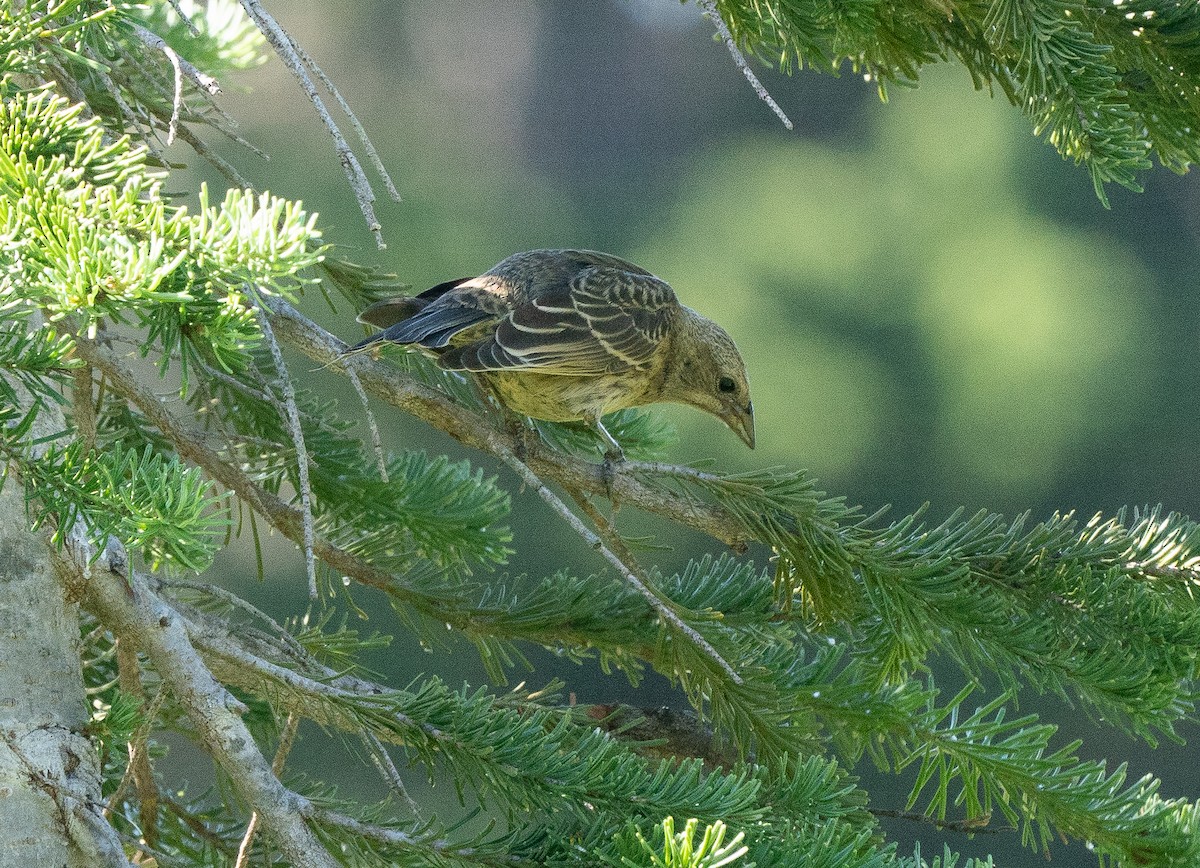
[482,370,654,423]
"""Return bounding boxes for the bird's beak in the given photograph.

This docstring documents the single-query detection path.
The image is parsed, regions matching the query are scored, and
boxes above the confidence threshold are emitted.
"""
[724,401,755,449]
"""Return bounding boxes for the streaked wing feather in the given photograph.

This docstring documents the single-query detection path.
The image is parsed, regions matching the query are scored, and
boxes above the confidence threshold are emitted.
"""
[446,264,677,374]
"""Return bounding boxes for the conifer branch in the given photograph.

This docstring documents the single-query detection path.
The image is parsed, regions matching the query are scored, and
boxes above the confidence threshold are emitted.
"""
[72,332,417,597]
[234,712,299,868]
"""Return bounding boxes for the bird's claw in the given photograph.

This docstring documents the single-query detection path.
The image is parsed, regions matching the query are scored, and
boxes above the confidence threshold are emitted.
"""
[504,414,538,461]
[601,447,625,499]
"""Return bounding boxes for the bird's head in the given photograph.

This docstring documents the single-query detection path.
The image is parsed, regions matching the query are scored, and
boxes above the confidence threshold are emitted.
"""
[668,309,755,449]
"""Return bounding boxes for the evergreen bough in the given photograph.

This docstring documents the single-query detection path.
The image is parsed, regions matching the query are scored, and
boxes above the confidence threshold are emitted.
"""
[1,1,1198,865]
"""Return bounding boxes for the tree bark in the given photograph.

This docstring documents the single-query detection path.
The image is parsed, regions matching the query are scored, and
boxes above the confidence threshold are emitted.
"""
[0,378,127,867]
[0,472,109,866]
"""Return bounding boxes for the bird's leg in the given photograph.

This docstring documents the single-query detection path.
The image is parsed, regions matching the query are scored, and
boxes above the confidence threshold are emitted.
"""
[593,416,624,498]
[503,410,538,461]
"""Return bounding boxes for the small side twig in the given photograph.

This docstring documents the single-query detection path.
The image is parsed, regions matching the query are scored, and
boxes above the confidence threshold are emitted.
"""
[495,446,742,685]
[164,0,201,37]
[562,482,644,581]
[251,295,318,599]
[238,0,388,248]
[71,364,97,452]
[871,808,1009,835]
[83,45,165,158]
[160,576,313,664]
[114,643,162,847]
[172,123,256,188]
[163,796,238,853]
[697,0,794,130]
[294,43,401,203]
[360,730,420,816]
[132,24,221,97]
[346,363,389,481]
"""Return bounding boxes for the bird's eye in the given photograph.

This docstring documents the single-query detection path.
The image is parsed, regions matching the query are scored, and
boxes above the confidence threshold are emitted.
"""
[718,376,737,394]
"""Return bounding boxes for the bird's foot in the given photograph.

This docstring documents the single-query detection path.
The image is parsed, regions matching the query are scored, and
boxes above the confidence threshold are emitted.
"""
[504,414,538,461]
[601,446,625,500]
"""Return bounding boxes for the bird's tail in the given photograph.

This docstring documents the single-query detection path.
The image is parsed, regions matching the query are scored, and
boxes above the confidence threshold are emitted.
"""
[356,297,428,329]
[340,296,429,357]
[341,332,387,357]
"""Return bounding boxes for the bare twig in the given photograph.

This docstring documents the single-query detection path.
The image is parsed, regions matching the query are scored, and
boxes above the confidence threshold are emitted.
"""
[346,363,389,481]
[305,807,419,848]
[162,577,314,662]
[131,24,204,146]
[165,0,201,37]
[561,480,743,682]
[361,730,420,816]
[493,444,741,684]
[163,44,183,145]
[115,643,161,847]
[238,0,388,247]
[563,483,642,571]
[163,796,238,852]
[172,123,257,187]
[697,0,794,130]
[294,43,401,202]
[71,364,96,452]
[132,24,221,97]
[251,296,318,599]
[871,807,1009,834]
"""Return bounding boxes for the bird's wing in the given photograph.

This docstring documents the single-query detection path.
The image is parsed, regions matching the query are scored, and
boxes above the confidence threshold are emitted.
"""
[440,261,678,374]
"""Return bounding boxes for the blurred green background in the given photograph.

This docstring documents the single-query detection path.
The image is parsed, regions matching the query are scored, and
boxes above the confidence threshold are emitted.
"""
[179,2,1200,863]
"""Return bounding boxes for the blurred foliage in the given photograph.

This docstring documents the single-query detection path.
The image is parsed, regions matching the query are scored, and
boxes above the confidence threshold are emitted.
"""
[640,68,1152,498]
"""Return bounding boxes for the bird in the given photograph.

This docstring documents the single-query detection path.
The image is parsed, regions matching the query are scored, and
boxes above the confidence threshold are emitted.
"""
[344,249,754,459]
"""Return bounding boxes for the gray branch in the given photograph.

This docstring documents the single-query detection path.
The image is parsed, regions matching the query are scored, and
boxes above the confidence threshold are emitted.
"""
[51,534,340,868]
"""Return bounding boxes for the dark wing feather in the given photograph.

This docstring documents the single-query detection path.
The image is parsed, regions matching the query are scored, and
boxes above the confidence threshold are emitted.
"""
[351,278,511,354]
[356,277,474,329]
[440,262,677,374]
